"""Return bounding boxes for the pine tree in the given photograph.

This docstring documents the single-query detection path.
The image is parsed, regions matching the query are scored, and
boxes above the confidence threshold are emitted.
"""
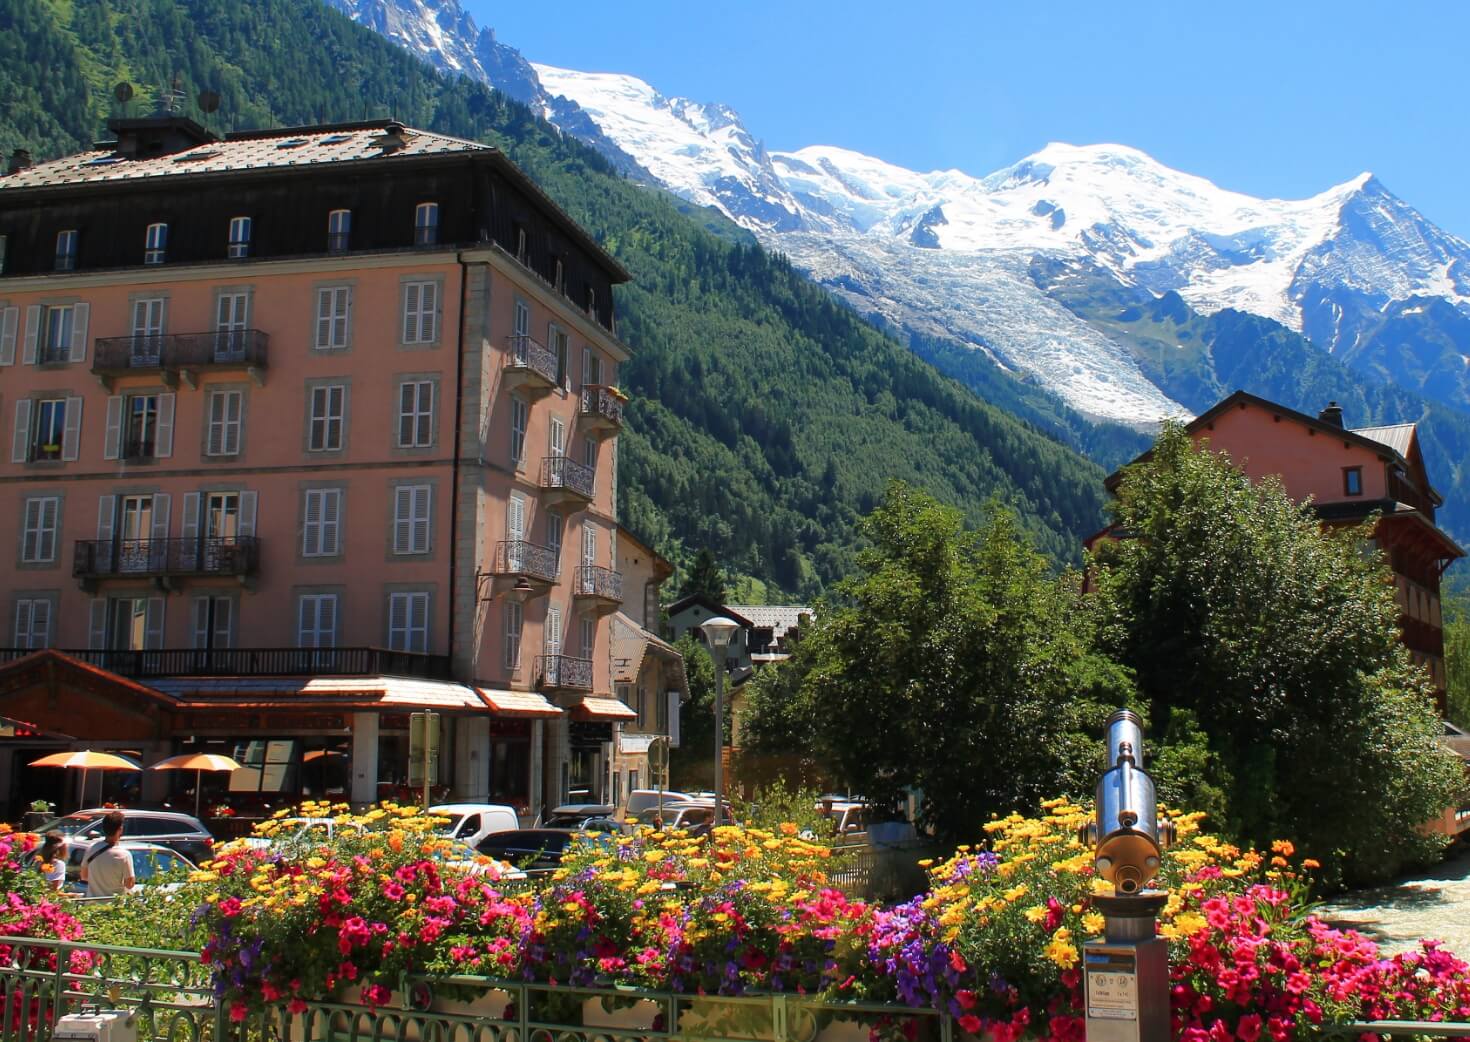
[679,549,728,604]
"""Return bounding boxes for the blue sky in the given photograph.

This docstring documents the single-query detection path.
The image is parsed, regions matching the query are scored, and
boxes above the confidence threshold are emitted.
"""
[470,1,1470,238]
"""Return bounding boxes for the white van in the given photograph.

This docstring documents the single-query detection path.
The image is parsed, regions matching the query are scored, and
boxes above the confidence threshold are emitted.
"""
[428,804,519,847]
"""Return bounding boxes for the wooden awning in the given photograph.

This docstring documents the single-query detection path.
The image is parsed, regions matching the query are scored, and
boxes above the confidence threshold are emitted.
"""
[477,689,562,718]
[571,695,638,721]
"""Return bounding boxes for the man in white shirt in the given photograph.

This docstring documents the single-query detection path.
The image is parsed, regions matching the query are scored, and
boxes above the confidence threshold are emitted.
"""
[79,811,135,898]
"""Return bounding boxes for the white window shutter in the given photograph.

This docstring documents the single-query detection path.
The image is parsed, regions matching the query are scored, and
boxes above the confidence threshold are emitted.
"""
[22,306,40,365]
[30,600,51,648]
[155,393,175,457]
[96,494,116,542]
[546,606,562,657]
[322,490,340,553]
[550,416,565,457]
[61,397,82,461]
[402,283,420,342]
[226,391,242,454]
[191,597,210,650]
[410,593,428,651]
[508,494,524,542]
[69,303,89,363]
[320,596,337,644]
[11,399,31,463]
[103,396,122,460]
[150,493,171,540]
[583,523,596,566]
[180,492,200,543]
[88,599,108,650]
[316,289,331,349]
[413,485,431,552]
[144,597,165,650]
[14,601,33,647]
[421,282,437,342]
[0,307,17,365]
[238,490,257,538]
[393,486,413,552]
[389,593,408,650]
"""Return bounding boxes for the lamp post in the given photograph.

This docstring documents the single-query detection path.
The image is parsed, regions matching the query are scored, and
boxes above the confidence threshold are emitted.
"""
[698,616,740,829]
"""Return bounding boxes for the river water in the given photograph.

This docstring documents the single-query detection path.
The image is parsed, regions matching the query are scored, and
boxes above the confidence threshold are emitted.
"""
[1317,845,1470,955]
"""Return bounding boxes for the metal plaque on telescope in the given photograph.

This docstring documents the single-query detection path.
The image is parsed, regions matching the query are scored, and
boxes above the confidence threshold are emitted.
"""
[1085,951,1138,1021]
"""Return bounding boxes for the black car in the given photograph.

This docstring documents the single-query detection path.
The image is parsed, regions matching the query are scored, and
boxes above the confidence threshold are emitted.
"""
[40,808,215,868]
[474,828,611,872]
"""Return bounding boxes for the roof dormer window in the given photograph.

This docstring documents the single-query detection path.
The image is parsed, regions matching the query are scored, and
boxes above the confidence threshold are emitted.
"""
[414,202,439,247]
[54,230,77,272]
[227,216,252,259]
[144,222,167,265]
[327,209,351,254]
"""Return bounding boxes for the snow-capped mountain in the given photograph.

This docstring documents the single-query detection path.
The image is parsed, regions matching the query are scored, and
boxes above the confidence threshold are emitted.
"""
[328,0,1470,427]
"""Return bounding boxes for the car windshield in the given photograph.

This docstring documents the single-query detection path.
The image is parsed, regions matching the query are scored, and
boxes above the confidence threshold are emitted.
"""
[40,814,103,835]
[432,814,467,835]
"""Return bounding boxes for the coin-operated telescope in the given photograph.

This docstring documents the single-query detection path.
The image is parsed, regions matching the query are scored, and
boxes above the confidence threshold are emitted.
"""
[1080,709,1172,1042]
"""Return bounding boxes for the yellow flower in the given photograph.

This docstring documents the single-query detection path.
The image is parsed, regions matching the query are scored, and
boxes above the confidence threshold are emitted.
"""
[1082,912,1105,935]
[1044,929,1078,969]
[1270,839,1295,857]
[1023,905,1048,924]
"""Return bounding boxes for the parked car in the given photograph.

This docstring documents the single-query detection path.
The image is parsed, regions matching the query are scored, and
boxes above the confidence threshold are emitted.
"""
[623,789,693,819]
[474,829,611,872]
[49,842,198,895]
[239,816,366,852]
[633,798,736,835]
[817,799,868,839]
[40,809,214,867]
[428,804,520,848]
[543,804,619,831]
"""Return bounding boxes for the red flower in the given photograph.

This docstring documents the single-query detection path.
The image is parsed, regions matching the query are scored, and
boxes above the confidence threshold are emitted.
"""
[949,950,968,973]
[958,1014,983,1035]
[1236,1014,1263,1042]
[955,989,978,1010]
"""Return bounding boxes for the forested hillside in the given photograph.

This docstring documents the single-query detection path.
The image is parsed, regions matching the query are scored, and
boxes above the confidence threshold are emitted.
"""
[0,0,1111,594]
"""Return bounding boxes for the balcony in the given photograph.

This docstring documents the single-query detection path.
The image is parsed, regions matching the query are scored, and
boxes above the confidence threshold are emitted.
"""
[540,455,594,509]
[0,646,451,680]
[503,335,561,399]
[485,540,559,601]
[92,330,268,389]
[535,654,593,693]
[573,565,623,617]
[578,384,625,441]
[73,537,260,589]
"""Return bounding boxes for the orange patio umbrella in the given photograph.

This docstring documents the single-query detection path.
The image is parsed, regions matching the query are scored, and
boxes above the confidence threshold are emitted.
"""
[29,750,142,812]
[149,753,243,818]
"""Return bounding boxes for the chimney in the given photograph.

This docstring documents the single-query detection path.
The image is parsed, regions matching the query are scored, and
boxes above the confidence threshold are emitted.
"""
[375,121,409,154]
[1318,401,1344,429]
[6,148,32,175]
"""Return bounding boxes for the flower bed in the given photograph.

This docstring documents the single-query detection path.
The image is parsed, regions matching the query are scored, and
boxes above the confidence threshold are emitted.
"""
[1,803,1467,1040]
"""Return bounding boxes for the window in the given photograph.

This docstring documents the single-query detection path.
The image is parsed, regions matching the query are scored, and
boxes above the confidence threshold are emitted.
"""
[583,439,597,473]
[215,291,249,357]
[388,591,430,652]
[227,217,251,259]
[129,298,164,361]
[549,416,566,459]
[28,398,67,461]
[191,595,233,650]
[550,325,569,384]
[580,615,595,659]
[205,389,243,456]
[513,299,530,338]
[315,286,351,350]
[547,510,563,559]
[392,485,432,555]
[402,281,437,344]
[502,601,523,670]
[308,385,345,451]
[302,488,342,557]
[297,594,338,648]
[13,598,52,649]
[583,347,603,387]
[414,202,439,247]
[20,493,59,561]
[327,209,351,253]
[1344,466,1363,497]
[54,230,77,271]
[510,396,528,466]
[204,492,241,543]
[125,394,160,459]
[105,596,160,651]
[40,305,77,363]
[144,223,168,265]
[397,380,434,448]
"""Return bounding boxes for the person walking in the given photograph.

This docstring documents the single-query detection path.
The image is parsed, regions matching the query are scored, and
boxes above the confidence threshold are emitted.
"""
[79,811,134,898]
[36,831,66,892]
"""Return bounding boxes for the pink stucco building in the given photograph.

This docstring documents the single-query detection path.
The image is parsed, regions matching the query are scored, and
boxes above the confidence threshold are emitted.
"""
[0,117,637,821]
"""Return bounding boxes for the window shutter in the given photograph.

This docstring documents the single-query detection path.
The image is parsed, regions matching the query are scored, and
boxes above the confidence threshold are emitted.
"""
[410,593,428,652]
[302,491,321,556]
[206,394,223,456]
[389,593,409,650]
[88,599,108,650]
[144,597,165,650]
[545,607,562,657]
[420,282,437,342]
[38,498,58,562]
[14,601,33,647]
[316,289,332,349]
[297,598,312,647]
[22,306,39,364]
[226,392,242,454]
[0,307,17,365]
[413,486,431,552]
[322,490,340,554]
[319,596,337,645]
[155,393,175,457]
[583,522,597,567]
[507,494,524,542]
[181,492,200,542]
[402,283,421,343]
[61,396,82,461]
[238,490,257,538]
[11,399,31,463]
[30,599,51,648]
[550,417,565,457]
[150,493,171,540]
[96,494,116,542]
[191,597,210,650]
[69,303,89,363]
[102,396,122,460]
[215,598,233,648]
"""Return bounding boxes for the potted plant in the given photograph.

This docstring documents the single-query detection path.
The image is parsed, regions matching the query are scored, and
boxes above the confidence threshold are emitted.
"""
[23,799,54,831]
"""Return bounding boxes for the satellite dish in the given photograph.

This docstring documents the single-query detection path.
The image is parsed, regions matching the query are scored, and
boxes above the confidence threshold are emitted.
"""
[113,81,134,104]
[197,90,220,114]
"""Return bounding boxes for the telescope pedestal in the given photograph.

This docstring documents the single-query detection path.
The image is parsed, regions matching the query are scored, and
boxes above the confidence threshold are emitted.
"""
[1082,892,1169,1042]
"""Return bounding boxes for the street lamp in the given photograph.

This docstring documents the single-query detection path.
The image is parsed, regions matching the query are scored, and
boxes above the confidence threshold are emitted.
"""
[699,616,740,829]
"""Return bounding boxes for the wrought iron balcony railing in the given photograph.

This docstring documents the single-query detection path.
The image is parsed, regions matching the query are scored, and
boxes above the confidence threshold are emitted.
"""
[92,329,269,374]
[504,334,560,386]
[535,654,593,691]
[73,537,260,580]
[540,455,595,501]
[578,384,625,436]
[492,540,560,584]
[574,565,623,602]
[0,645,451,680]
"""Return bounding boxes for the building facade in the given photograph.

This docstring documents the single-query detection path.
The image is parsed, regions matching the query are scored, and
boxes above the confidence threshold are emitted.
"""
[0,117,634,821]
[1091,392,1463,709]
